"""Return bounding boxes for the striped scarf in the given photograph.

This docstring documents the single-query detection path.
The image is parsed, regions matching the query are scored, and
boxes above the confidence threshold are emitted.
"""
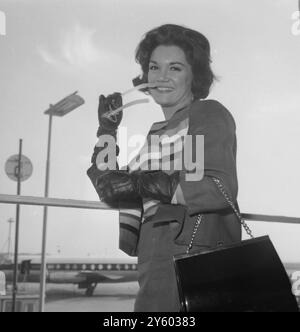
[119,107,190,256]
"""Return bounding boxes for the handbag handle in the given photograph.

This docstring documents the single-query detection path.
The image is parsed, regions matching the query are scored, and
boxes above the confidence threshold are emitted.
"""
[186,177,254,254]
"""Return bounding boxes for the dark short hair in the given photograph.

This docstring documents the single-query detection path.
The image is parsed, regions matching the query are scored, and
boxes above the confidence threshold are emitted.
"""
[133,24,216,99]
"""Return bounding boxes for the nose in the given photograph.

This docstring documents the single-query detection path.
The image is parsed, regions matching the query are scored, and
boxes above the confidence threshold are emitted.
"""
[157,68,170,82]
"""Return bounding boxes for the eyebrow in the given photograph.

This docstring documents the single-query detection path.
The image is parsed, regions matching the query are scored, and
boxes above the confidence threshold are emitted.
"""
[149,60,185,66]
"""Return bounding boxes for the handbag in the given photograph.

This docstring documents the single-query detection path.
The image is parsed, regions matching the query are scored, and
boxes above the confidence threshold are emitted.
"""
[173,177,299,312]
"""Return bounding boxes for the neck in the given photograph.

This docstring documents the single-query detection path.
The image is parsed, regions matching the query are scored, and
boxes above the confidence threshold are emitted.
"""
[161,94,194,120]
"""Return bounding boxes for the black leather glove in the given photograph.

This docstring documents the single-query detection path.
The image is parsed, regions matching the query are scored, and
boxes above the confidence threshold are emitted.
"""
[95,170,140,206]
[88,93,123,203]
[137,171,180,203]
[97,92,123,135]
[96,170,180,205]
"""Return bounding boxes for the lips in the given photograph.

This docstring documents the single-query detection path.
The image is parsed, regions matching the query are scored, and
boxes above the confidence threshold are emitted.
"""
[154,86,174,93]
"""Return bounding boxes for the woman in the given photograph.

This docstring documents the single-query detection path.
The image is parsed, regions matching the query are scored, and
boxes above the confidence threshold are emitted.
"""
[87,24,241,312]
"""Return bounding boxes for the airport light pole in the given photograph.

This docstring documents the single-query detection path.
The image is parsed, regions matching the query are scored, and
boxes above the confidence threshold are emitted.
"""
[39,91,84,312]
[7,218,14,260]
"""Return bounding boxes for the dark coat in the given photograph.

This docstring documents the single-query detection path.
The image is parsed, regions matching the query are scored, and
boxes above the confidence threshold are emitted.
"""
[147,99,241,249]
[87,99,242,311]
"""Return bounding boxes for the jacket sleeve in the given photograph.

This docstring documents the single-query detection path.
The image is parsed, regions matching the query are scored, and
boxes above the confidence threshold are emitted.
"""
[171,100,238,216]
[86,128,120,200]
[87,130,143,257]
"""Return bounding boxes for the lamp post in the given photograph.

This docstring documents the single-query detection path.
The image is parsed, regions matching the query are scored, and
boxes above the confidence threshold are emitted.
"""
[39,91,84,312]
[7,218,14,260]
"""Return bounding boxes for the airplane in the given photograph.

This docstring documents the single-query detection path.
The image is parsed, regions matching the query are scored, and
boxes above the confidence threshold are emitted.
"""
[0,256,138,296]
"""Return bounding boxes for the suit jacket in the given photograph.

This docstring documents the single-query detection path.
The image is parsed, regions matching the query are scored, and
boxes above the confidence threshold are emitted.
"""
[147,99,241,248]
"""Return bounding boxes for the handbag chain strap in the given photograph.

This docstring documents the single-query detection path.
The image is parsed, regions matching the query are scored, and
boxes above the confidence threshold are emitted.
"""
[186,177,254,254]
[186,214,203,254]
[212,177,254,239]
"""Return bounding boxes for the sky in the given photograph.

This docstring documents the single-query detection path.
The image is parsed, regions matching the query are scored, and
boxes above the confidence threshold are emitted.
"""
[0,0,300,261]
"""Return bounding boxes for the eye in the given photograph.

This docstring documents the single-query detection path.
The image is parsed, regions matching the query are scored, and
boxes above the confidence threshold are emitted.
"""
[149,64,158,71]
[170,66,181,72]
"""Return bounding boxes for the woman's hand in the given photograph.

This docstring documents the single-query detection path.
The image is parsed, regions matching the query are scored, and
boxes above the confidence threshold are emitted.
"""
[137,171,180,203]
[97,92,123,134]
[95,170,140,206]
[96,170,180,205]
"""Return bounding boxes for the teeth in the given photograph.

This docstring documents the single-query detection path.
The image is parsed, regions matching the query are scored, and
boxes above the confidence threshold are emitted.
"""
[157,87,173,92]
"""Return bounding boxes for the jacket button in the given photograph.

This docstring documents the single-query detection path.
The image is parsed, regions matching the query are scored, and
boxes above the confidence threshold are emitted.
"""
[217,241,224,247]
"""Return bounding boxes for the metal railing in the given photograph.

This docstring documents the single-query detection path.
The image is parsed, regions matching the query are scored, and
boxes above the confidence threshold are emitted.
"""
[1,193,300,224]
[0,194,111,211]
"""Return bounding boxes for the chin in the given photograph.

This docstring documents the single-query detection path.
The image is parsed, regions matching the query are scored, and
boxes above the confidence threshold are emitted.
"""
[152,95,173,107]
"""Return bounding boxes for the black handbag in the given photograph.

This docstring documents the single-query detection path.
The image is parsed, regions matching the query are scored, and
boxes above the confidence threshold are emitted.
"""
[173,177,299,312]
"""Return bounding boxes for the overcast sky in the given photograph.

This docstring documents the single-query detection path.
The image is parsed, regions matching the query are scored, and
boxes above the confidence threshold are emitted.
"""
[0,0,300,261]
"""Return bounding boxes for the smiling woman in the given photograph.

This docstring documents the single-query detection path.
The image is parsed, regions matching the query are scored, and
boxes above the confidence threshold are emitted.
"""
[134,24,215,101]
[147,45,193,120]
[87,23,241,312]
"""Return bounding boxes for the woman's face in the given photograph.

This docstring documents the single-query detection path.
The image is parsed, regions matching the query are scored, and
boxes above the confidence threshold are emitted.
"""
[147,45,193,109]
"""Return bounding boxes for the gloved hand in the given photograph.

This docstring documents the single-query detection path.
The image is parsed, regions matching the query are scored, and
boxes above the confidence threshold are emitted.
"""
[97,92,123,135]
[95,170,140,206]
[137,171,180,203]
[96,170,180,205]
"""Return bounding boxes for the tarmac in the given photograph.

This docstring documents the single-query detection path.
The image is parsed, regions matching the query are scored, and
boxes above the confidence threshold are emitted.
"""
[11,282,139,312]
